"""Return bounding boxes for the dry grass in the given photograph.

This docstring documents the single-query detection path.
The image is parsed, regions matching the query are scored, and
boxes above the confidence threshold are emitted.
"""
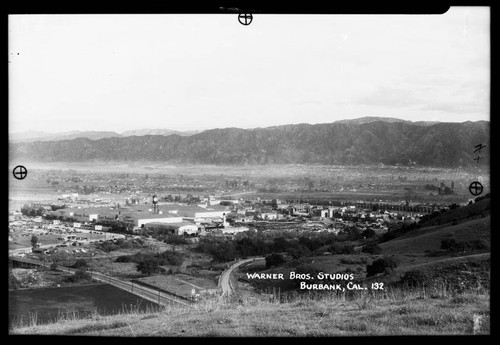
[10,286,490,336]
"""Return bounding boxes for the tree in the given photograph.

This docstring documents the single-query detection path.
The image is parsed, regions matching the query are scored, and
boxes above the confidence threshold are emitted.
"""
[137,260,161,276]
[272,237,289,252]
[31,235,38,248]
[210,242,237,262]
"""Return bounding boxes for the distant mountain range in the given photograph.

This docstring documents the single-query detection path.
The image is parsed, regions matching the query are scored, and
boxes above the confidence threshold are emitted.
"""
[9,129,202,142]
[334,116,439,126]
[9,117,489,167]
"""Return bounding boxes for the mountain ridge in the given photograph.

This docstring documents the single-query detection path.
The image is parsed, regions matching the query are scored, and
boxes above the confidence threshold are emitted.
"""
[9,118,489,167]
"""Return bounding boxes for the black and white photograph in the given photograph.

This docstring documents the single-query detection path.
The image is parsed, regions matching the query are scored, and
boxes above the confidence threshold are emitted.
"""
[8,6,490,336]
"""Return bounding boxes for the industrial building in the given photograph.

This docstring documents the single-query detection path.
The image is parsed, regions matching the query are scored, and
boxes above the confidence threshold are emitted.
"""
[52,203,230,232]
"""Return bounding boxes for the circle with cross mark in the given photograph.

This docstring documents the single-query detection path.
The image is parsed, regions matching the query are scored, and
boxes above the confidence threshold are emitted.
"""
[13,165,28,180]
[469,181,483,196]
[238,13,253,25]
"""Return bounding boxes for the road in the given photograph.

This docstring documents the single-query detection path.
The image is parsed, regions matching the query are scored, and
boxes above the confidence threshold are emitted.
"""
[219,257,264,296]
[9,256,190,307]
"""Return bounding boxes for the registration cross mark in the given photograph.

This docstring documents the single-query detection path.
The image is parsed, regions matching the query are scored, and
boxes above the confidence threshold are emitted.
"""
[13,165,28,180]
[238,13,253,26]
[469,181,483,196]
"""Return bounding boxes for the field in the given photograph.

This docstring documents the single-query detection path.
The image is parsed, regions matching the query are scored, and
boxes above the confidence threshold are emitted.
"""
[134,274,218,300]
[9,284,160,329]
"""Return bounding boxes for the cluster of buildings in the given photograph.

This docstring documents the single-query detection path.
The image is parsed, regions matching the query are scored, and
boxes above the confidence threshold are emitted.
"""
[44,195,432,239]
[12,185,444,245]
[51,202,250,237]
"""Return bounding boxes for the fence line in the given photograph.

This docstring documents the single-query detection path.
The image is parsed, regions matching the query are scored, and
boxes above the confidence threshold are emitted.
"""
[89,271,190,306]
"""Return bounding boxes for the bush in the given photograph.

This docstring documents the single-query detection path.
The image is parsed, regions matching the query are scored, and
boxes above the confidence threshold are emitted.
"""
[330,244,355,255]
[361,243,382,255]
[157,250,184,266]
[72,259,88,270]
[286,246,310,259]
[468,239,489,250]
[164,235,189,245]
[66,269,91,283]
[265,253,286,268]
[116,250,184,266]
[400,269,430,287]
[440,238,488,252]
[50,262,58,271]
[97,242,119,253]
[366,256,399,277]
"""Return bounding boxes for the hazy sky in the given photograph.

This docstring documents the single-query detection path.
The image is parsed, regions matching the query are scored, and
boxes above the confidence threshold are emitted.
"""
[9,7,490,134]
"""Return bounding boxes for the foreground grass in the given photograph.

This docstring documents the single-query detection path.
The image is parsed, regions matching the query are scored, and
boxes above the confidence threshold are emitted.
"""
[10,288,490,336]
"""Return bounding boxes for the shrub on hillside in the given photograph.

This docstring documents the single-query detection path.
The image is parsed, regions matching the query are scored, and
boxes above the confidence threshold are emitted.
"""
[362,243,382,255]
[329,244,355,255]
[440,238,489,252]
[366,256,399,277]
[400,269,430,287]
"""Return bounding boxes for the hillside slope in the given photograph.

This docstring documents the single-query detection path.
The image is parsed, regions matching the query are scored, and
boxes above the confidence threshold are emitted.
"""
[380,215,490,255]
[10,292,490,336]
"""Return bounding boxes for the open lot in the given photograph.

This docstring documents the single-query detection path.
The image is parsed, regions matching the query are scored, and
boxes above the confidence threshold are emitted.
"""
[135,273,218,300]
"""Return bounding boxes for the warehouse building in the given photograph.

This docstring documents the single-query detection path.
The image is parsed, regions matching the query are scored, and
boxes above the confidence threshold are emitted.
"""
[143,222,199,236]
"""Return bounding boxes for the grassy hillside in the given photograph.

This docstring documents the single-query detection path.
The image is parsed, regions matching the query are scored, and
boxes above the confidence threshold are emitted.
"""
[10,289,490,336]
[380,215,490,255]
